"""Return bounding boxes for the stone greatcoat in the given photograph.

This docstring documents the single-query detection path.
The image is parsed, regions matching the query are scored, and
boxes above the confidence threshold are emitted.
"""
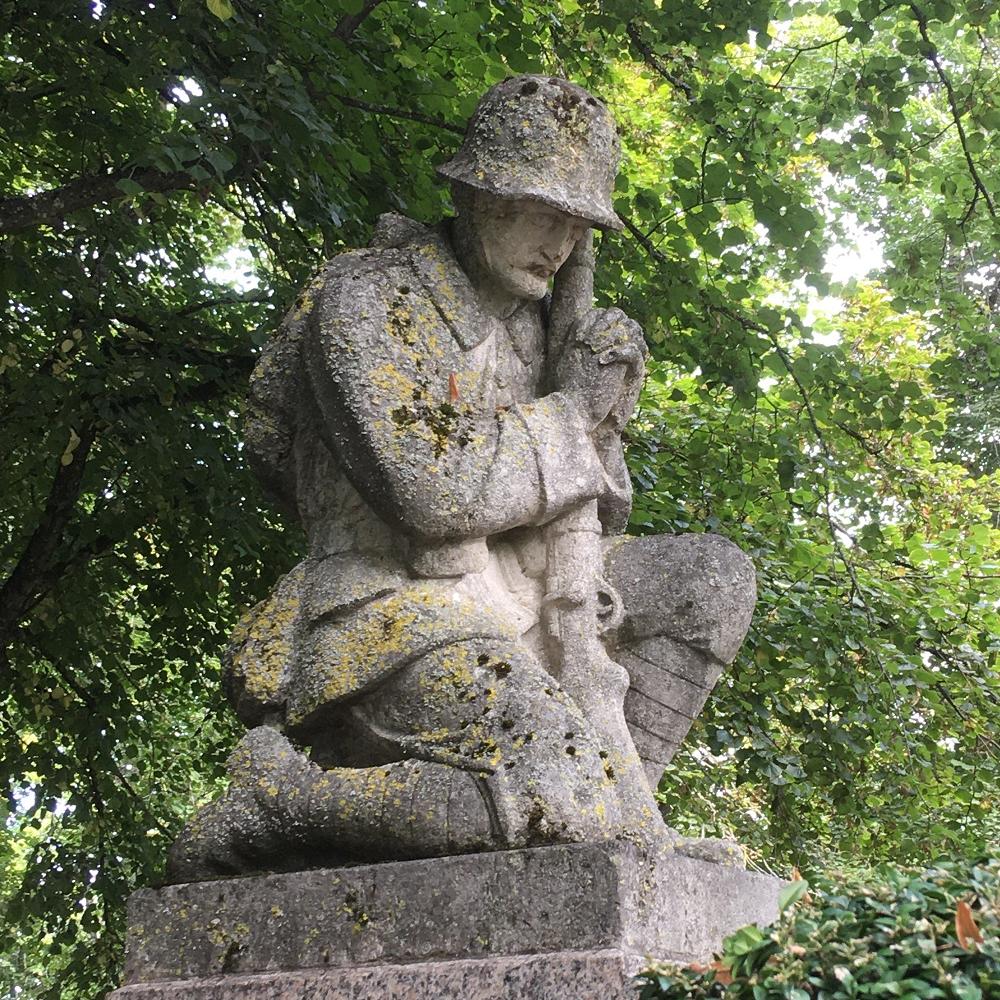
[226,214,754,782]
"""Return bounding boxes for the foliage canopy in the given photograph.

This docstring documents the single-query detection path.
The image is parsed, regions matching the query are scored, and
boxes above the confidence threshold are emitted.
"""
[1,0,998,995]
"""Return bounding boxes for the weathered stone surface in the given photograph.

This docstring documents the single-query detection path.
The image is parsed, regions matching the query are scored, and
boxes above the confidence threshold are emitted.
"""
[111,950,638,1000]
[602,532,755,783]
[115,68,771,1000]
[436,75,624,231]
[114,842,781,996]
[606,532,757,662]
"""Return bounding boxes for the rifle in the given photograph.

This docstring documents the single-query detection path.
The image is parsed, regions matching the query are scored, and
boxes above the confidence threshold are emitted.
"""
[544,233,663,846]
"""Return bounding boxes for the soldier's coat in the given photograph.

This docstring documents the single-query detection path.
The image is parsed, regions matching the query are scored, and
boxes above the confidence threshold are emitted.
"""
[227,217,622,737]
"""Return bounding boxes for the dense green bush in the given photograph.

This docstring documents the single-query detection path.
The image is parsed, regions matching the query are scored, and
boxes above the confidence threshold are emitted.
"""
[637,859,1000,1000]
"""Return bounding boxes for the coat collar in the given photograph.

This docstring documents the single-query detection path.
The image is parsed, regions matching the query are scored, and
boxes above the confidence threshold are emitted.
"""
[405,222,495,351]
[374,213,543,353]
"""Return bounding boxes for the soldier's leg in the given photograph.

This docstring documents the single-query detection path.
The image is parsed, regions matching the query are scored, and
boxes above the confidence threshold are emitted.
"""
[358,636,624,848]
[603,533,756,785]
[167,638,625,883]
[166,724,498,882]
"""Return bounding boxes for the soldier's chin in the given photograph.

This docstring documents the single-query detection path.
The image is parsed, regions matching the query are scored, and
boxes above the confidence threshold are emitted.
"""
[499,267,549,301]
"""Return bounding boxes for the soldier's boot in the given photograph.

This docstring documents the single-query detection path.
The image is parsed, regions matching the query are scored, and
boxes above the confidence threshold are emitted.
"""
[165,726,497,884]
[670,835,745,866]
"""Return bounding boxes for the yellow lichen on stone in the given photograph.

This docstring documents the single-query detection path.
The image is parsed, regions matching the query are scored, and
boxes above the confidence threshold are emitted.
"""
[292,287,316,321]
[226,569,303,707]
[368,361,420,403]
[416,642,476,698]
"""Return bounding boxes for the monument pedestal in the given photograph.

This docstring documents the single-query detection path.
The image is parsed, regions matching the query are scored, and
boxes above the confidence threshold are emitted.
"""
[110,842,781,999]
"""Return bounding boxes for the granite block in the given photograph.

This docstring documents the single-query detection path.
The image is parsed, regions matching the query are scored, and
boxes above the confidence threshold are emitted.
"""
[110,841,782,999]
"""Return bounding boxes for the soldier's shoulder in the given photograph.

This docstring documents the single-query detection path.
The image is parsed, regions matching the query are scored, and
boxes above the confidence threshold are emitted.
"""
[304,215,456,305]
[295,215,486,352]
[313,242,413,292]
[323,214,450,275]
[315,216,479,321]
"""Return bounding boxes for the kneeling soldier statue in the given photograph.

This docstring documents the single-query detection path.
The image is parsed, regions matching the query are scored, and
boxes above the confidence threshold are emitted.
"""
[167,75,756,882]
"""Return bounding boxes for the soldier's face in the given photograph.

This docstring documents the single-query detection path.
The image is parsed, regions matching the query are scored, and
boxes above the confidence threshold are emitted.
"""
[477,197,590,300]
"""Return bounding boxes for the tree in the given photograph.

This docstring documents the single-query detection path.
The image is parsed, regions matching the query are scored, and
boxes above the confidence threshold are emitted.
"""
[1,1,997,996]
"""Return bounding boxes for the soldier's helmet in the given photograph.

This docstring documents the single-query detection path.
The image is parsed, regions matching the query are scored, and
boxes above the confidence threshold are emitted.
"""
[437,75,623,231]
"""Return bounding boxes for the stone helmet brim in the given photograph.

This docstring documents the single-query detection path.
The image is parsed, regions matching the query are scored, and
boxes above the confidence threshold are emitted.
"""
[437,75,624,232]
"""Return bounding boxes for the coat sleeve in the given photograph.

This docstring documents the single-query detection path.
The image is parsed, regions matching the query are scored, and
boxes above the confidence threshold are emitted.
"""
[300,251,613,542]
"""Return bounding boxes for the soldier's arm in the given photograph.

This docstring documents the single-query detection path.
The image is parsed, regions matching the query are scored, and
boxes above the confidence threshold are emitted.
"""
[301,255,614,542]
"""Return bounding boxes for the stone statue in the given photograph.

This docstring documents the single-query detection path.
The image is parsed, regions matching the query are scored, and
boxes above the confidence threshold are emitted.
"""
[166,75,755,884]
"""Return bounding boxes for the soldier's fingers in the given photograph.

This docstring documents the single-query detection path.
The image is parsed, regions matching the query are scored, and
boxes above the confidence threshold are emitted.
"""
[607,317,647,356]
[575,307,605,333]
[599,306,629,326]
[579,307,628,335]
[597,343,645,372]
[615,316,647,350]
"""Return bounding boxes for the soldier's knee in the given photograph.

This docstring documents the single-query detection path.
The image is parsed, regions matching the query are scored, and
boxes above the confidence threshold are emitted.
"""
[605,532,756,662]
[487,742,621,848]
[355,636,625,848]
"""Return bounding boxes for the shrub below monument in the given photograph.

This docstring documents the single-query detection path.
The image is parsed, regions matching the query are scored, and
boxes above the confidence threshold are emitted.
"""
[637,858,999,1000]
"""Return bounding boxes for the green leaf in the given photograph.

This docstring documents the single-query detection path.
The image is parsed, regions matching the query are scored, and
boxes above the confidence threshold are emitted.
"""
[115,178,145,198]
[673,156,698,180]
[206,0,235,21]
[205,147,237,177]
[703,162,729,196]
[779,879,809,911]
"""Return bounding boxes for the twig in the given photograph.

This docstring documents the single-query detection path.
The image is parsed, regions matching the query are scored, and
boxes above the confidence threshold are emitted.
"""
[625,22,694,100]
[333,0,386,42]
[621,215,670,263]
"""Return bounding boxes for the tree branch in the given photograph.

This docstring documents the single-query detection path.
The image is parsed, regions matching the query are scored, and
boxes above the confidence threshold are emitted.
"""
[22,634,175,837]
[1,81,66,105]
[335,94,465,134]
[175,290,270,317]
[0,351,249,648]
[0,166,195,236]
[626,22,694,100]
[333,0,386,42]
[713,305,834,460]
[106,314,262,369]
[909,3,997,218]
[0,421,97,638]
[621,214,671,262]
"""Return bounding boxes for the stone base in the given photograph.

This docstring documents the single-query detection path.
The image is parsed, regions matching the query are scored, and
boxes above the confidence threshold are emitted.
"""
[110,842,782,999]
[111,950,641,999]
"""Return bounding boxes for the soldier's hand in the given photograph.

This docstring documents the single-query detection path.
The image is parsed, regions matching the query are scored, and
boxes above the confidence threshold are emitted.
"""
[554,308,648,429]
[600,348,646,432]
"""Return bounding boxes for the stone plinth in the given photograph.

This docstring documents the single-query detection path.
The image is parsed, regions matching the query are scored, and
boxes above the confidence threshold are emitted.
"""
[110,842,781,999]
